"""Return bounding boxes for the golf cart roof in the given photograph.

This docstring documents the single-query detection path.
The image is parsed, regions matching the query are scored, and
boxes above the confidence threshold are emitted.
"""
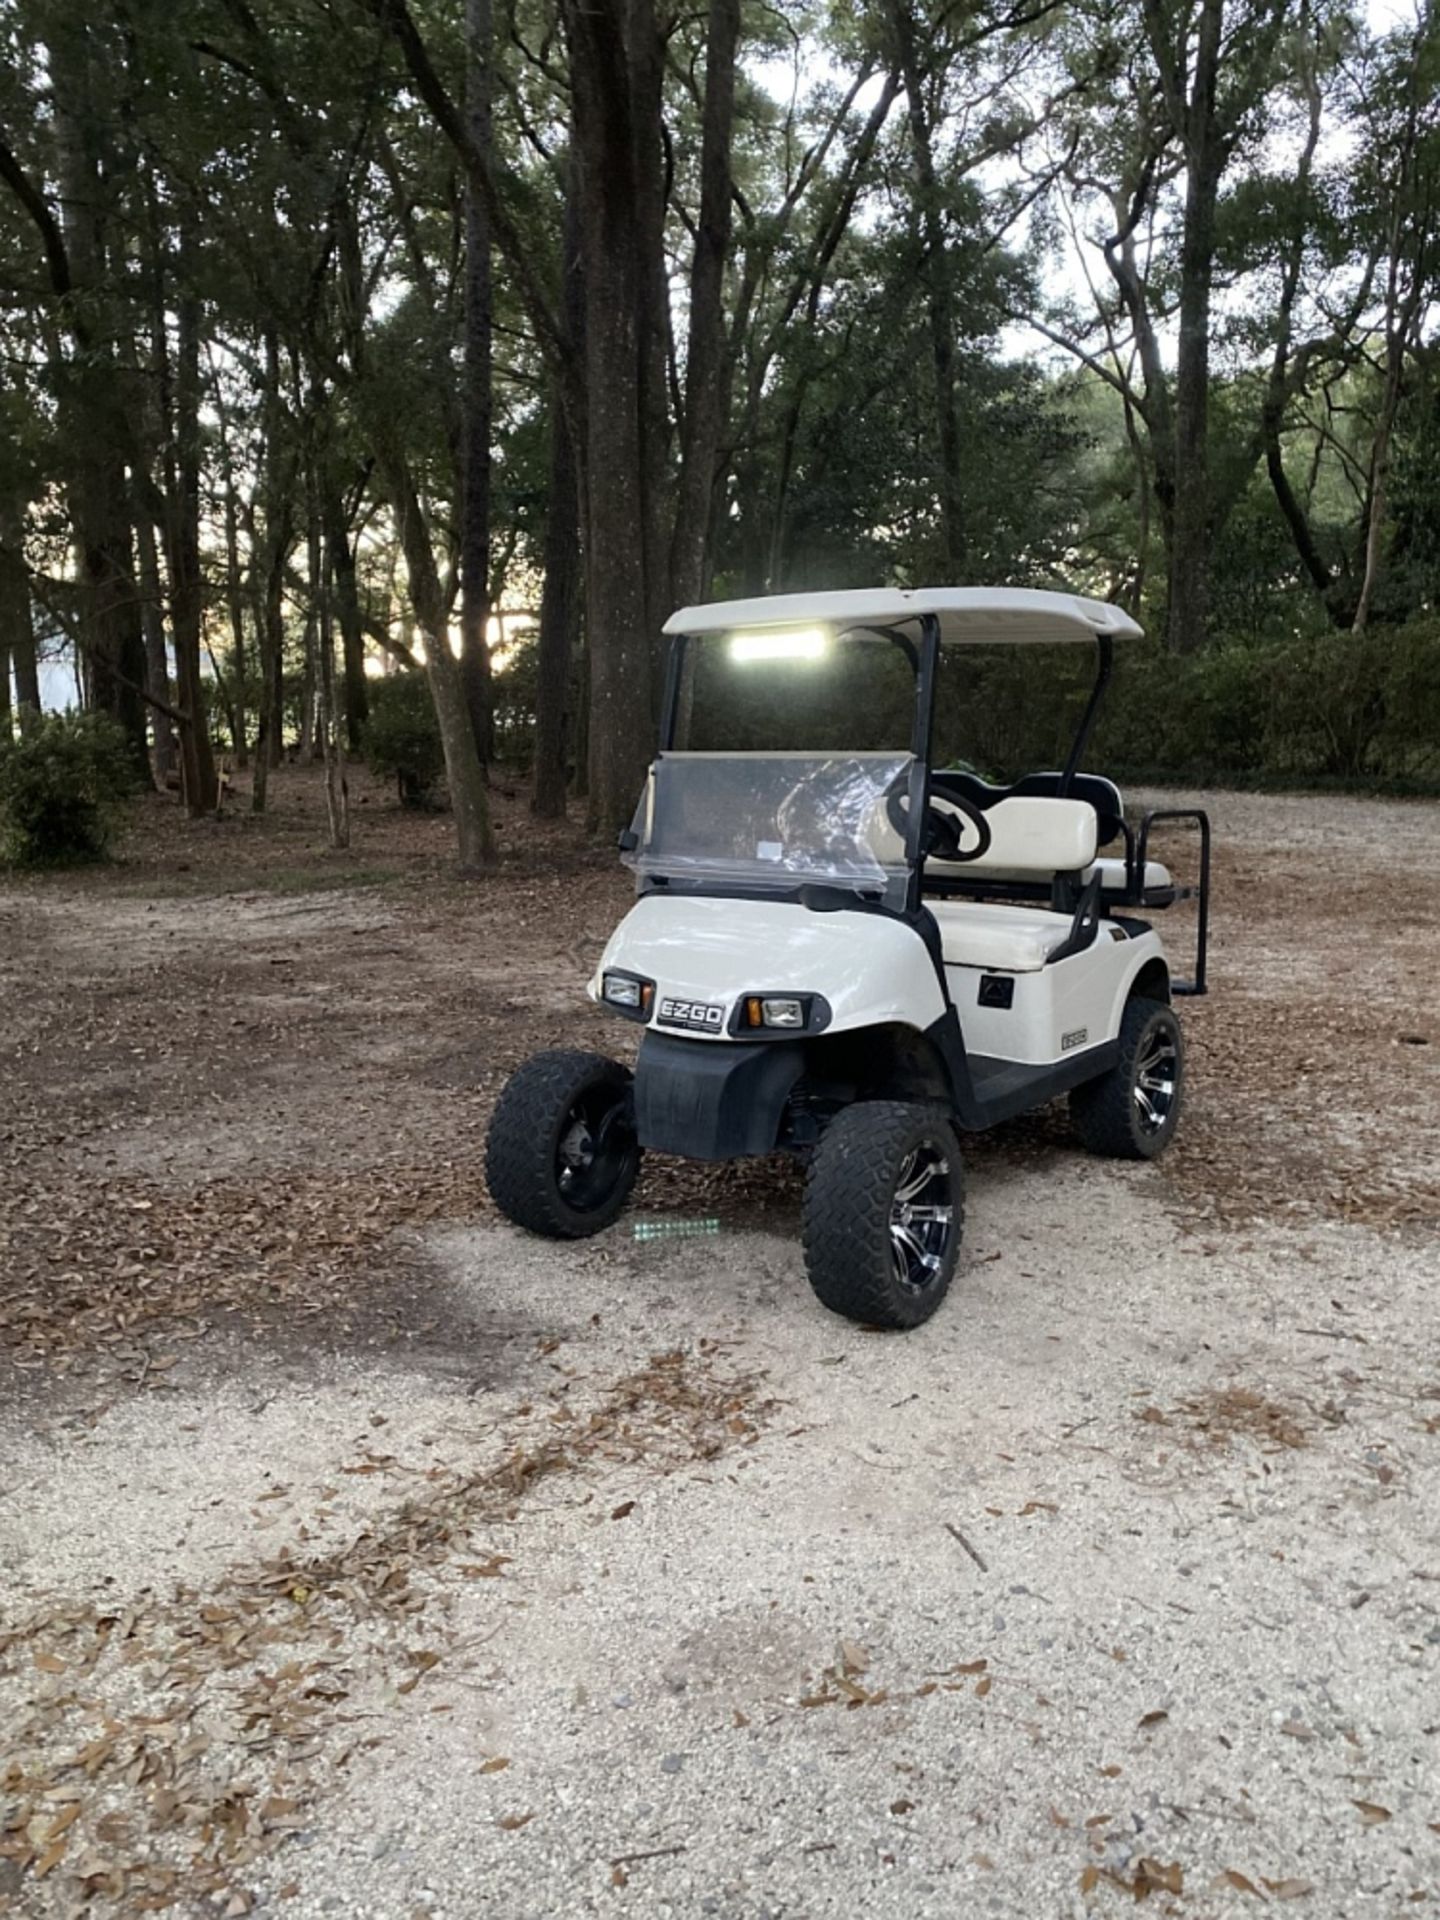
[664,587,1143,646]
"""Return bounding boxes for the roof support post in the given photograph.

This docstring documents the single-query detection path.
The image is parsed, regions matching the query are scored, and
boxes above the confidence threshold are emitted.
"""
[657,633,687,750]
[1060,635,1113,793]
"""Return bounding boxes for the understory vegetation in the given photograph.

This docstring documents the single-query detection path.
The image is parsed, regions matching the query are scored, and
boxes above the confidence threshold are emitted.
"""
[0,712,135,865]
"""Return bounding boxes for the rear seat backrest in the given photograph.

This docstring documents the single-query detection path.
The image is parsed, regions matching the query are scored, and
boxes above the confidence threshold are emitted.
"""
[930,769,1125,849]
[928,795,1098,876]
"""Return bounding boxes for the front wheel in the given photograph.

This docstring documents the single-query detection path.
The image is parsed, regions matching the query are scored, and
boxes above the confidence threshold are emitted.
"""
[1070,996,1183,1160]
[485,1049,640,1237]
[802,1102,965,1330]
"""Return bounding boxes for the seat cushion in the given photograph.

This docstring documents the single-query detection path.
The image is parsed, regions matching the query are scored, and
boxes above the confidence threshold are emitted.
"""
[1088,857,1172,893]
[927,795,1099,876]
[926,900,1075,973]
[932,769,1126,848]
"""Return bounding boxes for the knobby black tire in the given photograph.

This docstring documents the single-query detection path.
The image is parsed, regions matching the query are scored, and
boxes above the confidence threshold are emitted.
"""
[484,1049,639,1238]
[802,1100,965,1331]
[1070,995,1184,1161]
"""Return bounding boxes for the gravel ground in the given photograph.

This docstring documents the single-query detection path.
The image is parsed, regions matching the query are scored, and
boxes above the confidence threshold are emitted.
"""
[2,781,1438,1919]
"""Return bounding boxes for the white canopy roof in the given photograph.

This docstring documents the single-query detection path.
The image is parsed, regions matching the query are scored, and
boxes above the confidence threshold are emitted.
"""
[663,586,1143,645]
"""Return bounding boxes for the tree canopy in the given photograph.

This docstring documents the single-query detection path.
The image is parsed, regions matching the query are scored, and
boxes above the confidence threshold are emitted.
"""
[1,0,1437,849]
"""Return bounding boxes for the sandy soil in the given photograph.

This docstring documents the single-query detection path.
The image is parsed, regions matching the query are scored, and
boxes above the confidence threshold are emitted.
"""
[1,772,1437,1920]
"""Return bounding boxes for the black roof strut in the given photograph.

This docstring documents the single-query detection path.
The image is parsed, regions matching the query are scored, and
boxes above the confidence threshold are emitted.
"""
[1059,634,1113,795]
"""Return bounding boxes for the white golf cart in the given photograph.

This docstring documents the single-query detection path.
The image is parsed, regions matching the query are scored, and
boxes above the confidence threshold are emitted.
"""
[486,588,1210,1329]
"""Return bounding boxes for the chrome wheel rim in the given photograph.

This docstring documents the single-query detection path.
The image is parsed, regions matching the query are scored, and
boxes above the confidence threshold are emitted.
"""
[556,1091,634,1211]
[889,1143,955,1293]
[1134,1026,1179,1134]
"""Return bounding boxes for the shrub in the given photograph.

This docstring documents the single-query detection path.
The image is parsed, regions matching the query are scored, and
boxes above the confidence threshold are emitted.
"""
[0,712,135,866]
[363,672,445,807]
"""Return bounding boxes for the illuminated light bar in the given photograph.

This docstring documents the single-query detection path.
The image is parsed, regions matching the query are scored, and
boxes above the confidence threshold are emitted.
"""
[729,626,829,663]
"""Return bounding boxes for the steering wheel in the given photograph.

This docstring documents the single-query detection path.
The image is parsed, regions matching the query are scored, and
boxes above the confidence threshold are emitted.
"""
[887,781,993,864]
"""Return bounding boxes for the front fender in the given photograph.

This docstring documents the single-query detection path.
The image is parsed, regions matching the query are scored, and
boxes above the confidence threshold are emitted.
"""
[632,1032,804,1160]
[592,894,947,1038]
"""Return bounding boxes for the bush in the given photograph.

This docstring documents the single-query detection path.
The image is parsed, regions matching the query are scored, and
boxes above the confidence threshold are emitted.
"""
[363,672,445,807]
[0,712,136,866]
[674,615,1440,792]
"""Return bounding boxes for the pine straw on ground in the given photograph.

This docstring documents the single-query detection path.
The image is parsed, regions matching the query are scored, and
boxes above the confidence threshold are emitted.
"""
[1,773,1437,1383]
[0,1346,771,1913]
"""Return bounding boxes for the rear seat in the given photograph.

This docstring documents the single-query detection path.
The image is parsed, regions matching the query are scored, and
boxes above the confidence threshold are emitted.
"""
[921,795,1098,970]
[924,772,1173,900]
[925,900,1079,972]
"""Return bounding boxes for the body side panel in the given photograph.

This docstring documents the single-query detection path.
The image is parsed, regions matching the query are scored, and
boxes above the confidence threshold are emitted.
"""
[946,928,1169,1066]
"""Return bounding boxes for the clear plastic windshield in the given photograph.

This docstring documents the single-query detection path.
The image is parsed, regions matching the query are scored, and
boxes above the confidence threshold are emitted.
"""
[623,751,915,909]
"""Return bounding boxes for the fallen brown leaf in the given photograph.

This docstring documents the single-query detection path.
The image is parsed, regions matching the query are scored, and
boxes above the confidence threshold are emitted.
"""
[1217,1869,1264,1896]
[1135,1858,1184,1896]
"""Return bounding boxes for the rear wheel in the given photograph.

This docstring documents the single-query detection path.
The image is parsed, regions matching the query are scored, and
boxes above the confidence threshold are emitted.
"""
[802,1101,964,1330]
[485,1049,640,1237]
[1070,995,1183,1160]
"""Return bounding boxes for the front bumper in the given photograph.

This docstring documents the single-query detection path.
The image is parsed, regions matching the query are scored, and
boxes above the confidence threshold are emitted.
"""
[632,1032,804,1161]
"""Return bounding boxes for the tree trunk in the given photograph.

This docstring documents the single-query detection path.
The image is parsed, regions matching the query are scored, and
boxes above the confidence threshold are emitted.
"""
[458,0,495,764]
[629,0,673,671]
[0,501,40,721]
[533,395,581,816]
[378,445,495,869]
[890,0,965,577]
[253,330,292,807]
[669,0,740,610]
[163,226,218,816]
[324,485,370,750]
[1140,0,1227,656]
[223,474,250,763]
[561,0,664,834]
[1167,146,1221,655]
[135,512,176,785]
[312,457,350,849]
[298,511,321,760]
[533,176,584,818]
[48,15,150,778]
[1352,361,1401,636]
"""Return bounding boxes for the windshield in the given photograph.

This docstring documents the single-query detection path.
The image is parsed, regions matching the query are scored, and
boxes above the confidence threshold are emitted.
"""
[623,752,914,909]
[681,629,917,753]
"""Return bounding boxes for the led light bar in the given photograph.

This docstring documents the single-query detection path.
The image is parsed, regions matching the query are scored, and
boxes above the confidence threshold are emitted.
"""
[729,626,829,663]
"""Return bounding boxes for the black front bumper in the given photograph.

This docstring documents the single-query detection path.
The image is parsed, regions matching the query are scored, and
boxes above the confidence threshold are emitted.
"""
[632,1032,804,1161]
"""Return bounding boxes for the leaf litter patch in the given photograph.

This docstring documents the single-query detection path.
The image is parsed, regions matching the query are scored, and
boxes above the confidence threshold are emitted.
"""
[1133,1385,1311,1453]
[0,1346,772,1915]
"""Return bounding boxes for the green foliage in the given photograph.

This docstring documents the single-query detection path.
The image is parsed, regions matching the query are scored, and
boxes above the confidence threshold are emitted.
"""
[677,621,1440,791]
[0,712,136,866]
[989,624,1440,789]
[362,672,445,807]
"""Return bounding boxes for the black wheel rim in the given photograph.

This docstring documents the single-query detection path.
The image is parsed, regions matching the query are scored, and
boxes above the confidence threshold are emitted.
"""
[1134,1025,1179,1135]
[888,1142,955,1293]
[555,1086,635,1212]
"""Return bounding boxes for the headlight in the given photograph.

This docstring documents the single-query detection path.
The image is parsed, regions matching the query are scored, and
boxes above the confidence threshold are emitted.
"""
[742,995,806,1030]
[602,972,652,1014]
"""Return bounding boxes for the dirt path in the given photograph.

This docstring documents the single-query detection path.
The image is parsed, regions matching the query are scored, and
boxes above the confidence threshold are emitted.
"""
[2,776,1437,1919]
